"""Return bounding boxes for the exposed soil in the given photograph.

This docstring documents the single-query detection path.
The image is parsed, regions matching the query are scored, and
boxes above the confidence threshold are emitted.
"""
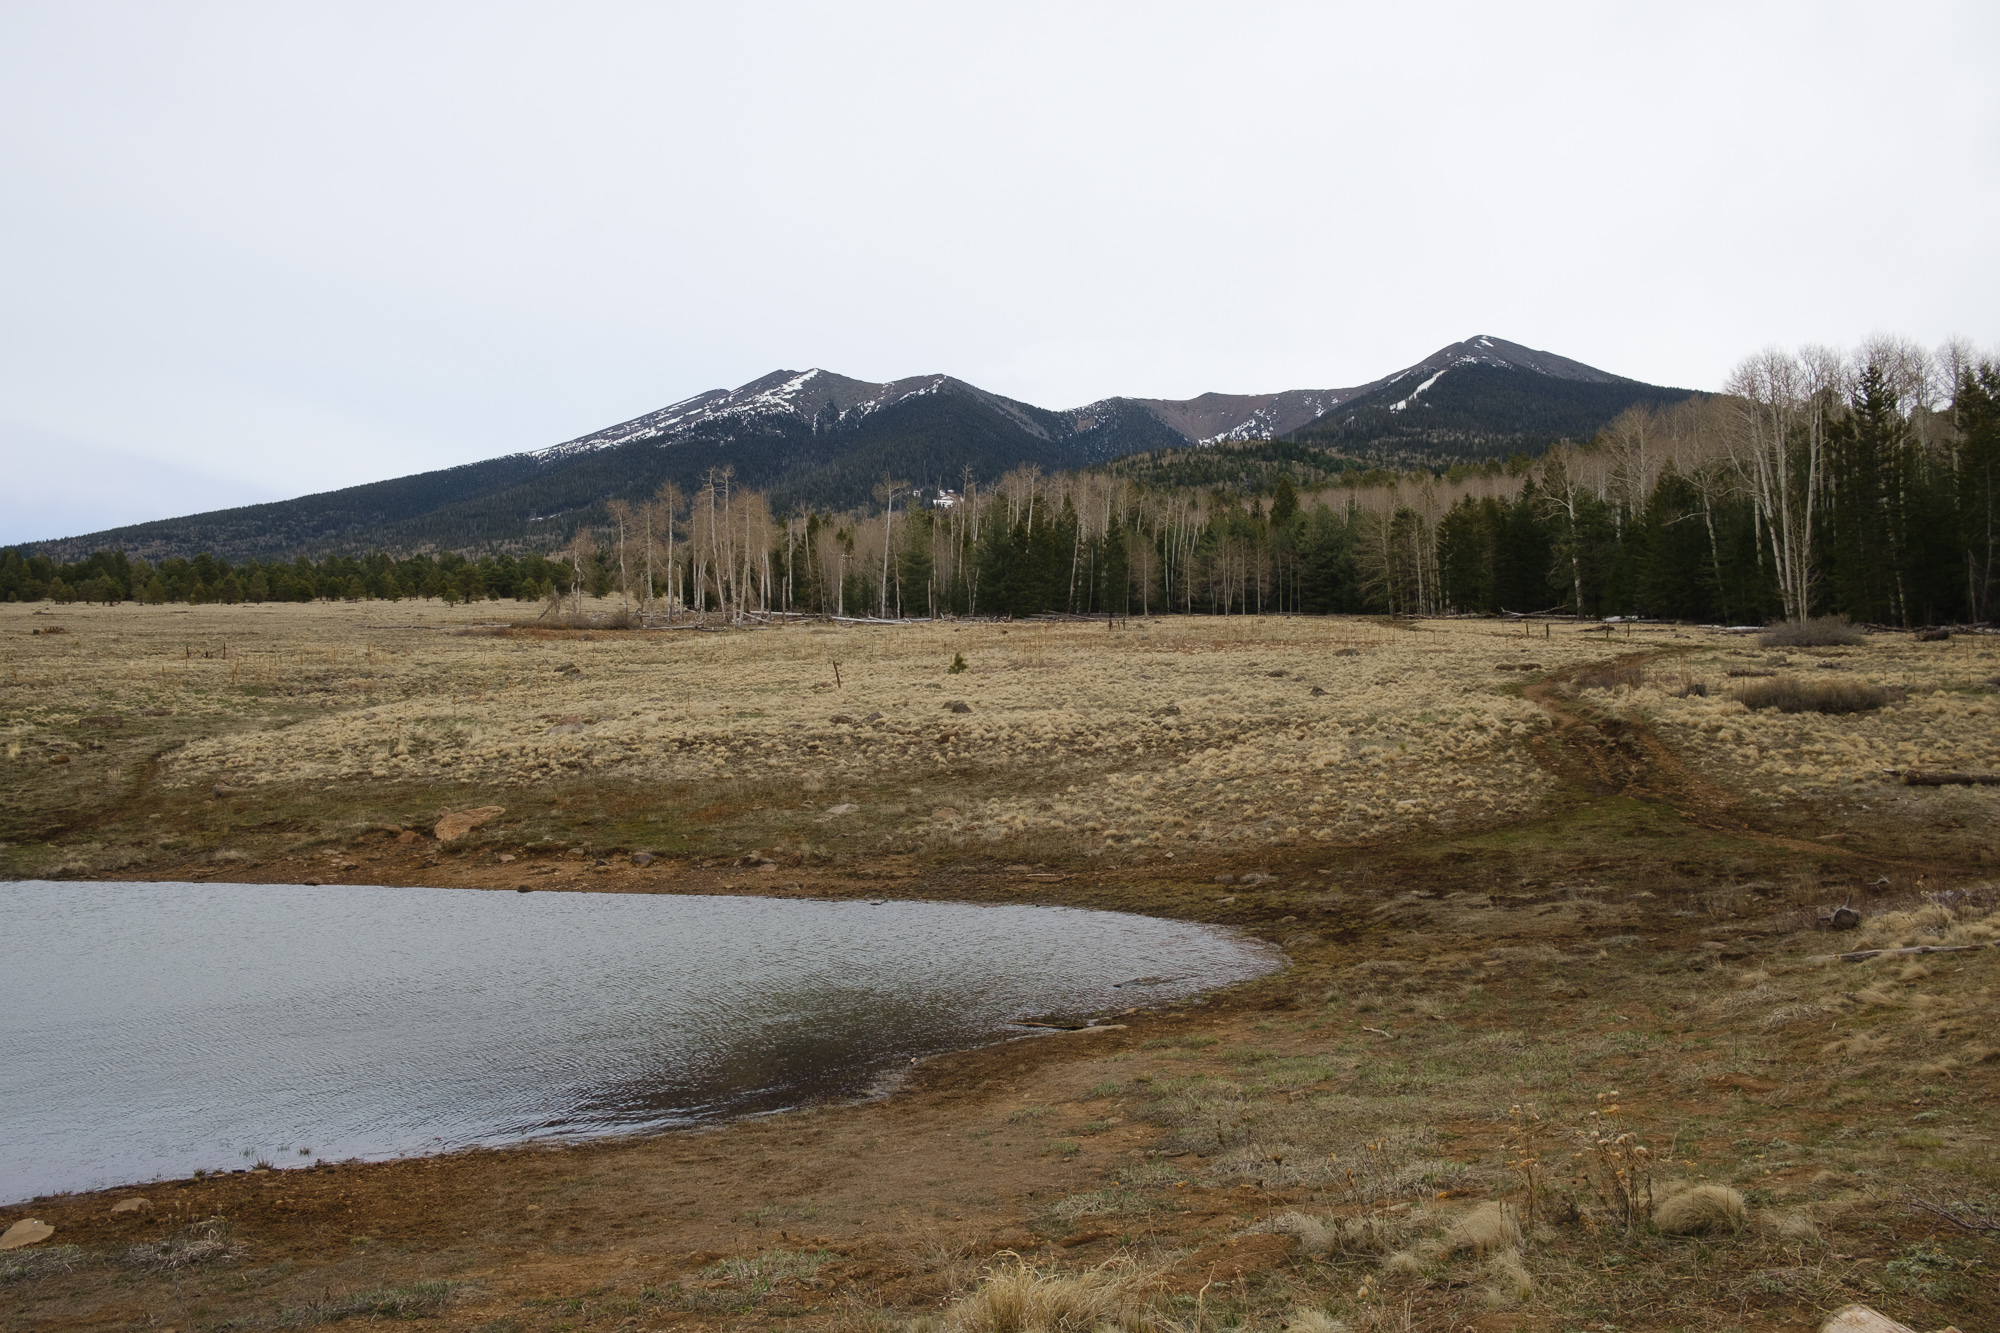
[4,619,1996,1332]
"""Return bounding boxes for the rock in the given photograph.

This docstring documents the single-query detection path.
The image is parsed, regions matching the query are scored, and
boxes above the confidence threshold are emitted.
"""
[631,851,655,866]
[49,753,71,765]
[110,1198,151,1214]
[0,1219,53,1250]
[396,830,419,844]
[497,853,516,863]
[826,802,858,815]
[1820,1306,1921,1333]
[863,711,884,722]
[1239,872,1277,885]
[1214,874,1235,883]
[434,805,505,843]
[943,700,972,713]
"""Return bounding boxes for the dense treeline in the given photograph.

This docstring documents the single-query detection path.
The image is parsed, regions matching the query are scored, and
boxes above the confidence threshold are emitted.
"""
[9,339,1996,626]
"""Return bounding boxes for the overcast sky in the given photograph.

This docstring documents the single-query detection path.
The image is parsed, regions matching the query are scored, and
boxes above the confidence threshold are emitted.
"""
[3,2,1996,545]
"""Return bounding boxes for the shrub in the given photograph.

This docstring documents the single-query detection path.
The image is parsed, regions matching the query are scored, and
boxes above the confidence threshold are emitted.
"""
[1733,677,1899,715]
[1757,616,1863,648]
[1653,1184,1747,1235]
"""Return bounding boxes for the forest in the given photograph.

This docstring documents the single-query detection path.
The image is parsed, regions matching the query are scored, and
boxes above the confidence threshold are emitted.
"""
[5,338,1995,627]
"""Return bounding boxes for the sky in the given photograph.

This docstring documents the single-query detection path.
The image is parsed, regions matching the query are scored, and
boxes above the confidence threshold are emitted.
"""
[2,2,1997,545]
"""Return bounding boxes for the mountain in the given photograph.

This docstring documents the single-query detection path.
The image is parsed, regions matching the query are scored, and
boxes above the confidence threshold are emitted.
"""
[1284,335,1696,466]
[27,337,1691,562]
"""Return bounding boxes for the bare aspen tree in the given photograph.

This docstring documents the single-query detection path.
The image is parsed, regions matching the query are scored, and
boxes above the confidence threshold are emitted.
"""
[606,499,633,619]
[568,528,597,617]
[875,476,904,619]
[1724,347,1843,620]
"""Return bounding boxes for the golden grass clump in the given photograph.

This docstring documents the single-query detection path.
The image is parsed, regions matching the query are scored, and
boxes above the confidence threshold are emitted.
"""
[1445,1202,1521,1257]
[1270,1210,1333,1256]
[943,1258,1158,1333]
[1652,1184,1747,1235]
[1482,1250,1535,1308]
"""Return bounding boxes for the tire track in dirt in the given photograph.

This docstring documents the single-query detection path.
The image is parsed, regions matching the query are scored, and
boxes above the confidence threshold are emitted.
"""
[1520,651,1947,868]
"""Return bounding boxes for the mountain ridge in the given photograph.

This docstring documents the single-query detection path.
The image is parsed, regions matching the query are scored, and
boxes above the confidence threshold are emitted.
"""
[25,337,1694,562]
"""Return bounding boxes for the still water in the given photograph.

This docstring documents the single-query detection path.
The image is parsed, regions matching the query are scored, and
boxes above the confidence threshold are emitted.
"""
[0,881,1277,1202]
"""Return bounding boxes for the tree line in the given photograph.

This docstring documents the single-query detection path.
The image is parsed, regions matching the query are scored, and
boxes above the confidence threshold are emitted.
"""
[7,337,1995,626]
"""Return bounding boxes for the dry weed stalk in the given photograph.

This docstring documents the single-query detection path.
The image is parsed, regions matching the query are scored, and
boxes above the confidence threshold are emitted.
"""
[1503,1102,1555,1234]
[1570,1092,1665,1232]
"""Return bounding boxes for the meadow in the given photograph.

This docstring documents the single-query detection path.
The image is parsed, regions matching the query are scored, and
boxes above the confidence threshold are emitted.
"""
[1,601,1996,1333]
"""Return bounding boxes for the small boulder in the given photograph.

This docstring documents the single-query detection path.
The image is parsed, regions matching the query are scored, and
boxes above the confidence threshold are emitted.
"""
[943,700,972,714]
[0,1219,54,1250]
[631,851,656,866]
[434,806,505,843]
[825,802,859,815]
[110,1198,151,1214]
[395,830,420,844]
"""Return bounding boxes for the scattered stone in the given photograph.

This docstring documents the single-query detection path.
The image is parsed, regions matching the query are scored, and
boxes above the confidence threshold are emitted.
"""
[942,700,972,713]
[434,806,505,843]
[497,853,516,864]
[0,1219,54,1250]
[1239,872,1277,885]
[631,851,656,866]
[1820,1306,1922,1333]
[110,1198,151,1214]
[396,830,419,844]
[1213,874,1235,883]
[826,803,858,815]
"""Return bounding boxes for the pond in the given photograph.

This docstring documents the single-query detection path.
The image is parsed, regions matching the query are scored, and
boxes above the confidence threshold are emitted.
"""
[0,881,1278,1203]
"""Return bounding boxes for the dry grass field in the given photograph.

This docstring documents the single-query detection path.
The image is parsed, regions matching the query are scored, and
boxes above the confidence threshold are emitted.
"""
[2,601,1997,1333]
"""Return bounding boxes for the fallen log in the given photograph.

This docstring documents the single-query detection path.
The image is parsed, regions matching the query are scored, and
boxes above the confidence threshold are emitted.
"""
[1808,941,2000,964]
[1902,769,2000,786]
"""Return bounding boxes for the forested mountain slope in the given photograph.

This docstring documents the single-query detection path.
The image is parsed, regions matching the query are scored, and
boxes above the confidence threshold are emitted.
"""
[30,339,1683,562]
